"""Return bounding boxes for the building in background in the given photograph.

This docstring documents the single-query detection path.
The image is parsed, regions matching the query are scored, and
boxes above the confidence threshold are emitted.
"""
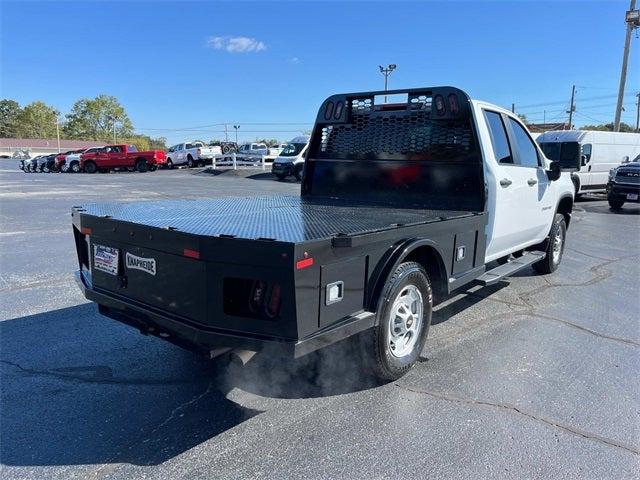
[0,138,105,158]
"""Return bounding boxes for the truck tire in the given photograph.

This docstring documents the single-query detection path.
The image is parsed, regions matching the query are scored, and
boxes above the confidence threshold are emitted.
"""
[70,162,81,173]
[166,158,174,169]
[275,173,286,180]
[533,213,566,274]
[608,198,624,210]
[187,155,194,168]
[572,177,582,200]
[136,159,148,173]
[222,145,230,154]
[84,161,97,174]
[148,164,157,172]
[363,261,432,381]
[294,164,303,181]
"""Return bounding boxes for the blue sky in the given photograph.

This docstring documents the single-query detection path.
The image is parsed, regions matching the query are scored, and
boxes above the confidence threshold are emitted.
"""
[1,0,638,144]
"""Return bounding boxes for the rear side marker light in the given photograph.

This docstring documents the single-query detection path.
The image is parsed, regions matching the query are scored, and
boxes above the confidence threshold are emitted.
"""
[81,227,92,235]
[296,258,314,270]
[183,248,200,259]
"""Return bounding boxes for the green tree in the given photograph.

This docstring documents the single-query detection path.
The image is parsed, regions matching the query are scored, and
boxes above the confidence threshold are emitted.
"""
[580,122,634,133]
[0,99,21,137]
[13,101,59,138]
[64,95,133,141]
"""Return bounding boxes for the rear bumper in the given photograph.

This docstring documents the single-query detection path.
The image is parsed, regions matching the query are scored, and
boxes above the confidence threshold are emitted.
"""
[76,271,374,358]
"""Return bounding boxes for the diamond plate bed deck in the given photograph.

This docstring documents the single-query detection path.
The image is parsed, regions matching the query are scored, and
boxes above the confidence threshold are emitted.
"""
[75,196,476,243]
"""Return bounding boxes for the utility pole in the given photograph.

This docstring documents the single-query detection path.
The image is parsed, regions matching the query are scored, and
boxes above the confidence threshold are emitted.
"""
[55,116,61,153]
[614,0,639,131]
[511,103,515,113]
[567,85,576,130]
[378,64,397,102]
[636,92,640,132]
[543,110,546,125]
[233,125,240,144]
[224,124,229,142]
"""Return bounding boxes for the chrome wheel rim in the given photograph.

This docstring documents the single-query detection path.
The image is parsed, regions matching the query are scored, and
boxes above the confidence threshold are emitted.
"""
[552,226,564,264]
[388,285,423,358]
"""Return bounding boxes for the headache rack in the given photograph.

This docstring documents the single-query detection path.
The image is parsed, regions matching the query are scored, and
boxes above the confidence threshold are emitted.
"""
[302,87,485,212]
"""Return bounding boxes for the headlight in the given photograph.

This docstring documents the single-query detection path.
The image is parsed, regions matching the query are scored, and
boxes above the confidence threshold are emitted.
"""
[608,168,616,181]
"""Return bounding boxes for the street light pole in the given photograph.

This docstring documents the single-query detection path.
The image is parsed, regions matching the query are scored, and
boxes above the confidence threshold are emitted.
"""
[56,115,61,153]
[378,64,397,102]
[233,125,240,144]
[614,0,639,131]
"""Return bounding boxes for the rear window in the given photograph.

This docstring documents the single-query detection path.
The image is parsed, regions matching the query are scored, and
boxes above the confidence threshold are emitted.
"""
[128,145,138,152]
[540,141,580,169]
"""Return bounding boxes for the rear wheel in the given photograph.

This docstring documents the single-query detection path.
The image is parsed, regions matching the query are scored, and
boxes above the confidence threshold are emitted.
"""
[187,156,194,168]
[136,159,148,173]
[533,213,566,274]
[166,158,174,169]
[83,161,97,174]
[362,261,432,381]
[70,162,80,173]
[608,198,624,210]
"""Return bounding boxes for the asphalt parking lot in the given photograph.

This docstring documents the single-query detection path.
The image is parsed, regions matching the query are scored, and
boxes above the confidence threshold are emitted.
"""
[1,165,639,479]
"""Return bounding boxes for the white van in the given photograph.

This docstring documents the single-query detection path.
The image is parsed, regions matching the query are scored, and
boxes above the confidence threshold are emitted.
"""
[271,135,311,180]
[537,130,640,196]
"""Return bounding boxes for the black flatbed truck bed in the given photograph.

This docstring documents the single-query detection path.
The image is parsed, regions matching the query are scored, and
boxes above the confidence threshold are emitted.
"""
[73,86,561,380]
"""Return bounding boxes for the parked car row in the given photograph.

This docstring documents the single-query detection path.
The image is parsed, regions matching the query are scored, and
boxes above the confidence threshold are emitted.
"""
[19,145,167,173]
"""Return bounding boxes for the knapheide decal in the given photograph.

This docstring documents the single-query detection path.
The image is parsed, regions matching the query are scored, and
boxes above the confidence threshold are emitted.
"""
[125,252,156,276]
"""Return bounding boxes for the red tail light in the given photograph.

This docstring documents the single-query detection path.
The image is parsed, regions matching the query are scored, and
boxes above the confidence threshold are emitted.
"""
[266,283,281,318]
[249,280,267,313]
[183,248,200,259]
[81,227,92,235]
[296,257,314,270]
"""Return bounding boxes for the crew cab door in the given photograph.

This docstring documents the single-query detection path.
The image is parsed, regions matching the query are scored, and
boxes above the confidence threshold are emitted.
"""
[482,109,552,260]
[104,145,125,168]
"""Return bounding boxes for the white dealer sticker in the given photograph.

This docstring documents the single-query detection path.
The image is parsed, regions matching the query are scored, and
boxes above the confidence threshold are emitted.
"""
[125,252,157,276]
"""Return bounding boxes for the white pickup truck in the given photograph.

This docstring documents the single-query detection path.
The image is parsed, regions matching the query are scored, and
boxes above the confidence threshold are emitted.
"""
[73,86,578,381]
[166,142,221,168]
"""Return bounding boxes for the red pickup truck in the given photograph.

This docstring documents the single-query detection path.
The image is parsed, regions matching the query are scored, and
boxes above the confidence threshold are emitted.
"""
[80,144,167,173]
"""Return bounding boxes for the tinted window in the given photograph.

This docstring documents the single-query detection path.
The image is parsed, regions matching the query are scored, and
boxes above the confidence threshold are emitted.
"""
[128,145,137,152]
[484,111,513,164]
[582,143,592,161]
[508,118,539,167]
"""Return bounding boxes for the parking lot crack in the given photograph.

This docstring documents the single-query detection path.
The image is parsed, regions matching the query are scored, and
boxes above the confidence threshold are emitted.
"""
[394,383,640,456]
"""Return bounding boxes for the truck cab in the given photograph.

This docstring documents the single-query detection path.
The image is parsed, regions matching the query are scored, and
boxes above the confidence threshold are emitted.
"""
[72,86,576,381]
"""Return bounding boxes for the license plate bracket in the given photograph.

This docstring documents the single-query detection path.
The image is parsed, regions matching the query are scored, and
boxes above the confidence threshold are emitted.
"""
[93,244,120,275]
[627,193,638,201]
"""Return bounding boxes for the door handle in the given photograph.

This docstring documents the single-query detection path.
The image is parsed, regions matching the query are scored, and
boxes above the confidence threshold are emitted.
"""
[499,178,512,187]
[588,165,592,172]
[527,178,538,186]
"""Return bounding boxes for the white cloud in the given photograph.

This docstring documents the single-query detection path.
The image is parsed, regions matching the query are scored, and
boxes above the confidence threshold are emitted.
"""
[206,36,267,53]
[289,57,300,64]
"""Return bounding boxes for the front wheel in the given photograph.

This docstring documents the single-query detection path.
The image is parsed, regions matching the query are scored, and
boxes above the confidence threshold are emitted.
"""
[608,198,624,210]
[294,164,303,181]
[70,162,81,173]
[533,213,566,274]
[166,159,173,169]
[362,261,432,381]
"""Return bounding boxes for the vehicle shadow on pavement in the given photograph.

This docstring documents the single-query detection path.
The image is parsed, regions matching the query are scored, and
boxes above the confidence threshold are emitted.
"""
[0,303,382,467]
[0,304,262,467]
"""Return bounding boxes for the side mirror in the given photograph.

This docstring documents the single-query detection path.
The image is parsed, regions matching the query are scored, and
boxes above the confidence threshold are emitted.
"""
[547,161,561,181]
[580,154,587,166]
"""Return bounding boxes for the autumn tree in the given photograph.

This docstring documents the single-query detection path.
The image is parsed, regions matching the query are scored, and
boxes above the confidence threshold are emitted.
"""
[64,95,133,141]
[13,101,59,138]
